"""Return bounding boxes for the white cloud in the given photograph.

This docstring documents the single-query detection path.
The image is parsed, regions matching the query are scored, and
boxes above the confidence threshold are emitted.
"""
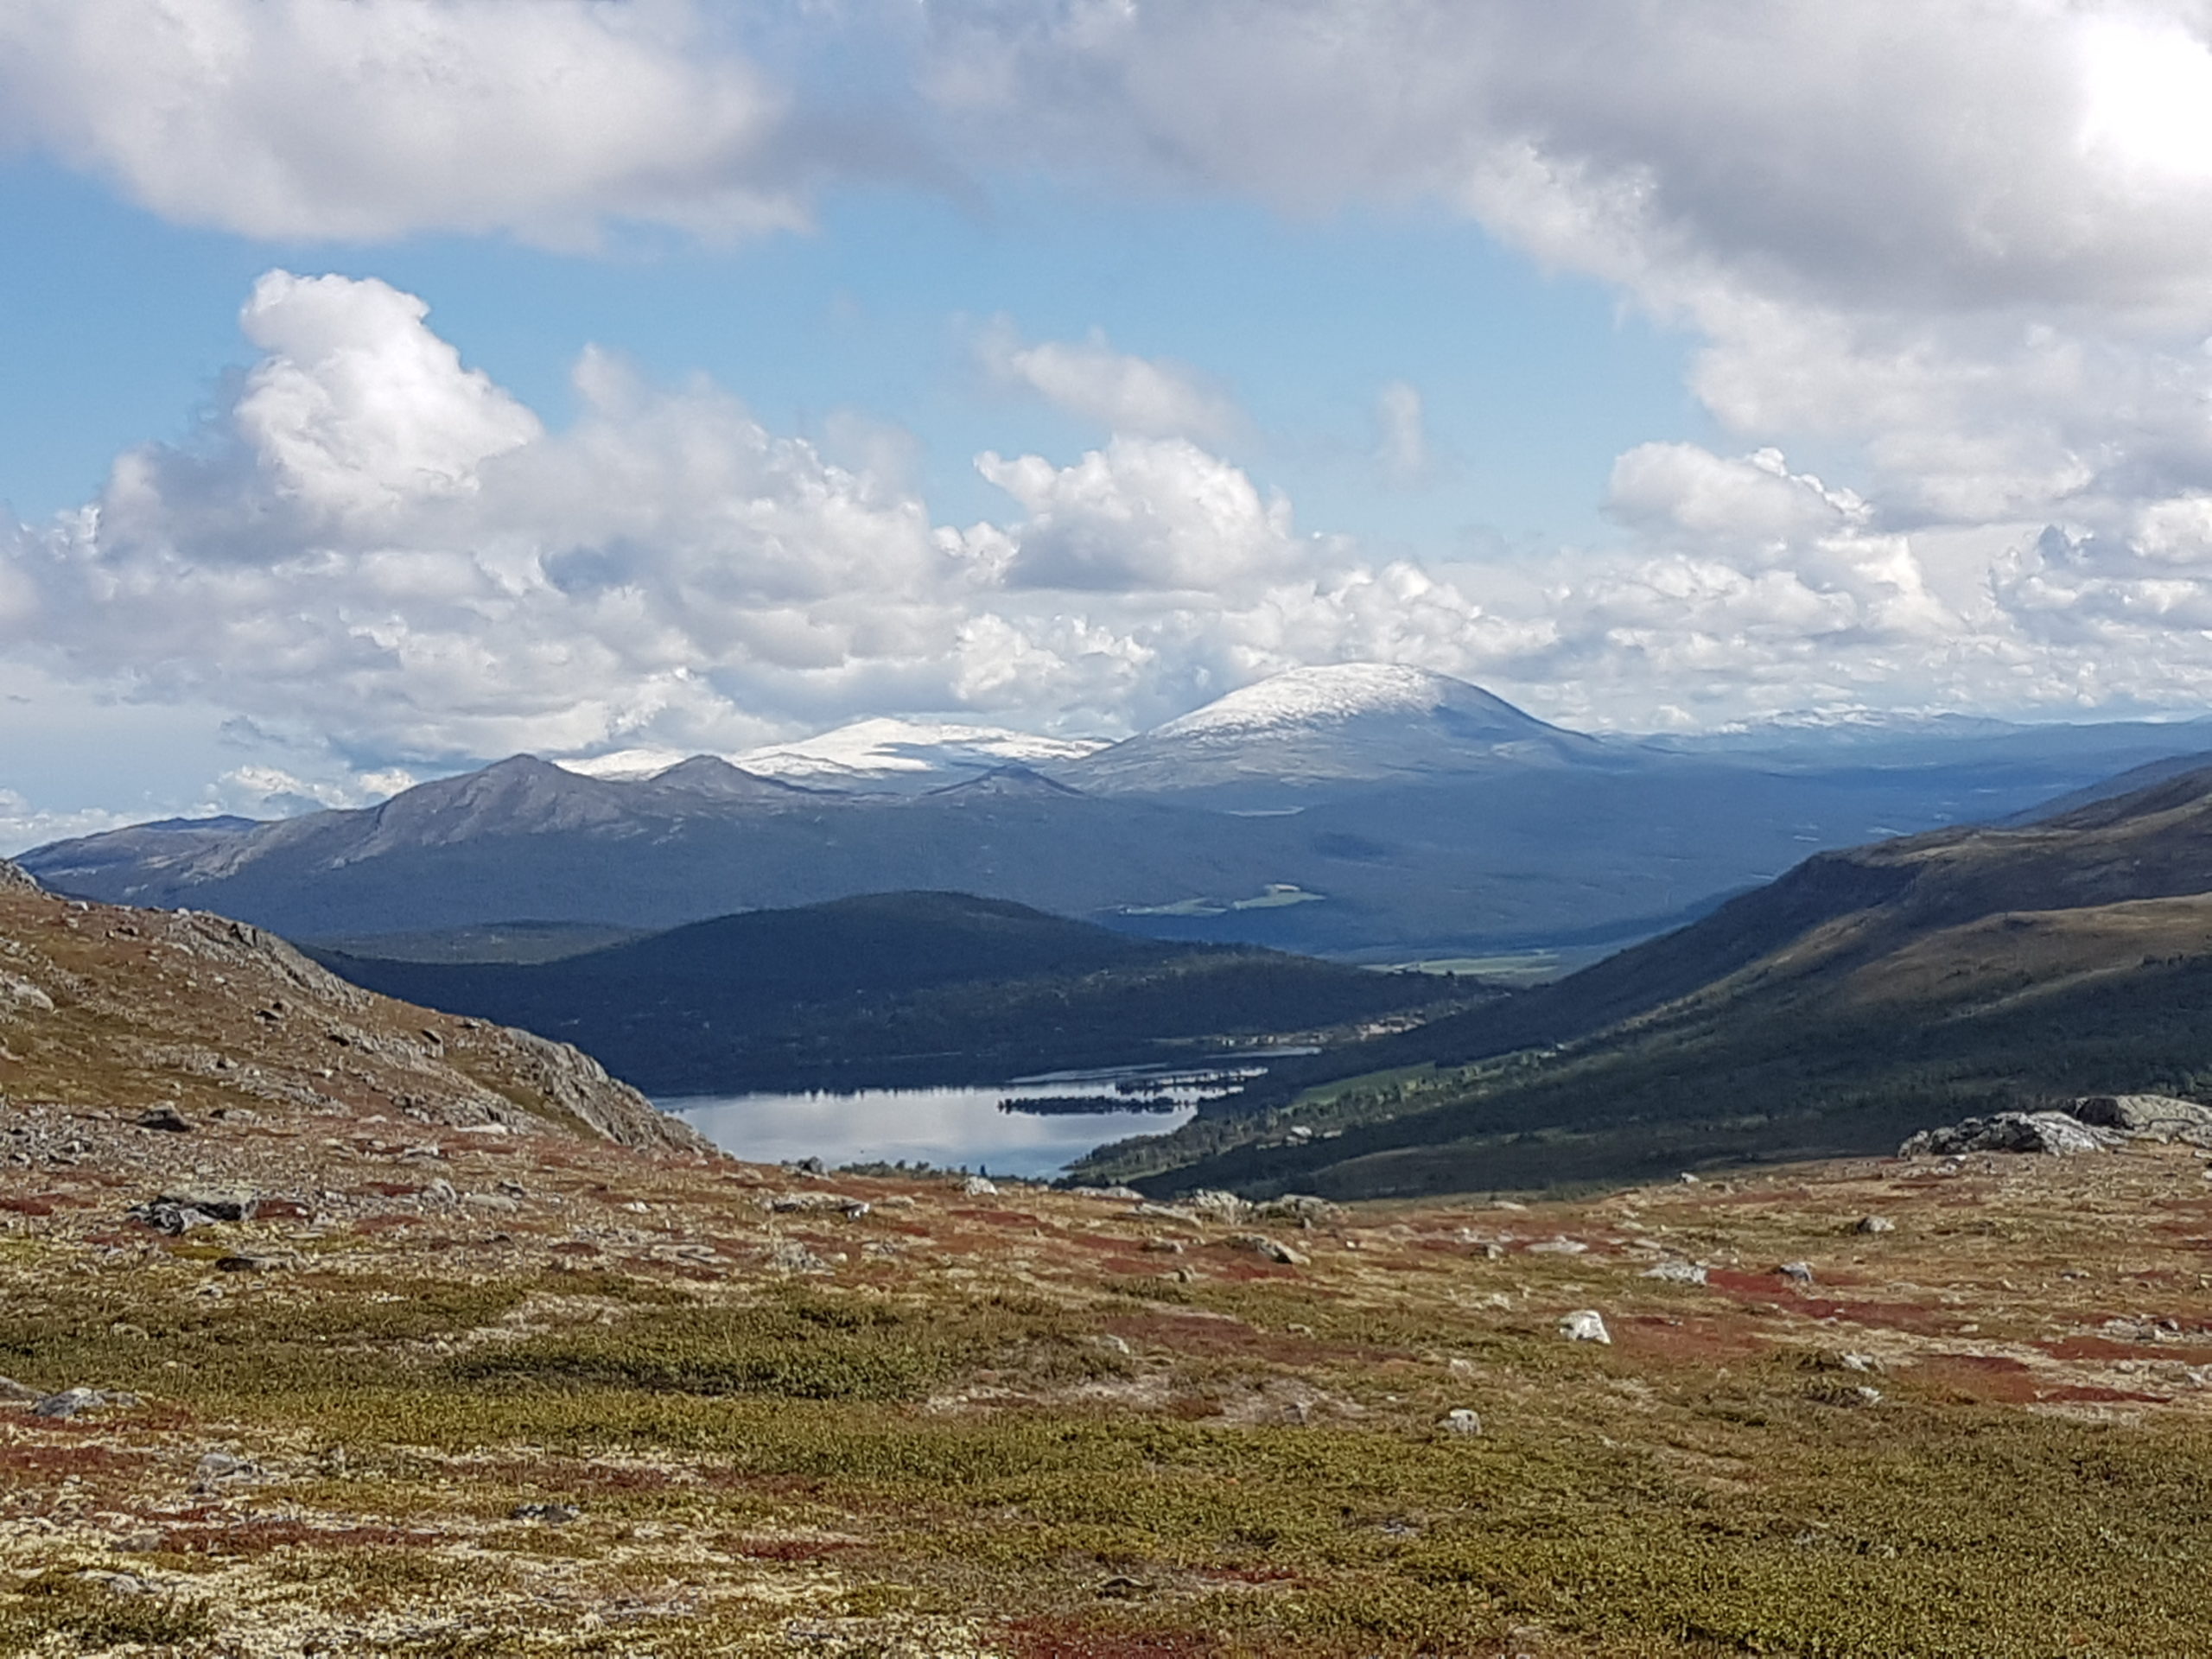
[975,435,1305,591]
[977,321,1239,441]
[0,790,139,856]
[0,0,807,245]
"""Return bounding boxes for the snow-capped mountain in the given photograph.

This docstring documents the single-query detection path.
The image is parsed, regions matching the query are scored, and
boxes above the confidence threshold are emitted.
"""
[1061,664,1615,799]
[553,720,1110,795]
[736,719,1111,793]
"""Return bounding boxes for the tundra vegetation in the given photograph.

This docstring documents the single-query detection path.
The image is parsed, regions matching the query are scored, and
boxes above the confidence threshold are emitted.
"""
[10,869,2212,1654]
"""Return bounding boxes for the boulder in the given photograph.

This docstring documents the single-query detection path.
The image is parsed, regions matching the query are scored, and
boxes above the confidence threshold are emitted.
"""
[2066,1094,2212,1142]
[1436,1408,1483,1436]
[1899,1111,2120,1157]
[1560,1310,1611,1344]
[1641,1259,1707,1285]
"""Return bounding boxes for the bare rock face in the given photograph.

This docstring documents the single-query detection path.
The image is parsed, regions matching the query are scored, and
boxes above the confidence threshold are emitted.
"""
[460,1023,711,1154]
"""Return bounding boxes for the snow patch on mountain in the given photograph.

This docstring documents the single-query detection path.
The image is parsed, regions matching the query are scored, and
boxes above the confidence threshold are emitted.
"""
[1151,664,1544,741]
[737,720,1110,787]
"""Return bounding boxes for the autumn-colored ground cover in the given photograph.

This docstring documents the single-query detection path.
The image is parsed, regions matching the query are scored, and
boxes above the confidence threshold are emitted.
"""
[9,1088,2212,1656]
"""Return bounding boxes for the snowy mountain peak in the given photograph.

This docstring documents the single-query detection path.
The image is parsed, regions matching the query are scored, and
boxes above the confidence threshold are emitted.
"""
[1152,664,1550,742]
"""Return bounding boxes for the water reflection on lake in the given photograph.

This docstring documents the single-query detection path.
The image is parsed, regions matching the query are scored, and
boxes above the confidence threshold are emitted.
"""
[664,1072,1205,1179]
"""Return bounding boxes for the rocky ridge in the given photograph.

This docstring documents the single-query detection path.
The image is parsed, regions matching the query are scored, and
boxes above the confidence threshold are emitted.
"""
[0,867,706,1154]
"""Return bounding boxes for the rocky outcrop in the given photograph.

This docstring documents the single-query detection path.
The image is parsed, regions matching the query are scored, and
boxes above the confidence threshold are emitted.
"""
[1900,1094,2212,1157]
[2066,1094,2212,1143]
[0,858,40,893]
[1900,1111,2120,1157]
[463,1024,713,1154]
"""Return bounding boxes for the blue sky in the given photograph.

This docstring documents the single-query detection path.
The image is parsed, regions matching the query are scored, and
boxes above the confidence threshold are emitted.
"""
[8,2,2212,847]
[0,161,1707,544]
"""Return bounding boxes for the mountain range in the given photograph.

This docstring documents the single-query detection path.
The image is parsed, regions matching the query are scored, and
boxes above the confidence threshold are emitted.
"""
[22,664,2212,960]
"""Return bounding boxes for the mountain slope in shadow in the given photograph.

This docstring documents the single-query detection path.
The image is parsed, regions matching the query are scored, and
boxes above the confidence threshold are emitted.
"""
[1096,764,2212,1198]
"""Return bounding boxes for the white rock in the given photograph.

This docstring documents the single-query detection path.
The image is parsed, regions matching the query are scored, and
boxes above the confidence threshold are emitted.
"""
[1560,1310,1611,1344]
[1437,1408,1484,1436]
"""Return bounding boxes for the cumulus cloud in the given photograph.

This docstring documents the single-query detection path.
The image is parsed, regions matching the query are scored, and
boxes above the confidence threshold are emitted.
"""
[0,0,810,244]
[976,320,1240,442]
[974,436,1307,591]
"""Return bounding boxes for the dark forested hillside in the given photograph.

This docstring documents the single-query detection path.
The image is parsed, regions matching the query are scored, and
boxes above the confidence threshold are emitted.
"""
[310,892,1478,1094]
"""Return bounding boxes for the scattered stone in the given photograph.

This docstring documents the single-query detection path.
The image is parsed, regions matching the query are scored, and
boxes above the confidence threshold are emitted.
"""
[1528,1236,1589,1255]
[136,1106,193,1133]
[1437,1407,1484,1436]
[1641,1258,1707,1285]
[1779,1261,1816,1285]
[1091,1334,1132,1356]
[1095,1574,1151,1599]
[960,1176,1000,1198]
[160,1187,259,1223]
[1068,1185,1145,1201]
[1140,1237,1185,1255]
[1560,1310,1611,1344]
[1677,1173,1700,1184]
[1900,1111,2120,1157]
[73,1569,151,1596]
[1852,1385,1884,1406]
[1250,1194,1343,1226]
[33,1386,136,1420]
[1187,1190,1247,1223]
[193,1450,257,1491]
[791,1156,826,1175]
[1840,1353,1882,1373]
[1234,1233,1309,1267]
[511,1503,580,1524]
[766,1240,831,1274]
[1132,1201,1199,1224]
[769,1192,862,1215]
[1854,1216,1897,1235]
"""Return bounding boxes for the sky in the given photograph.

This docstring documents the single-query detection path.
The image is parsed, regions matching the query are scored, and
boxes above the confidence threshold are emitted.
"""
[10,0,2212,847]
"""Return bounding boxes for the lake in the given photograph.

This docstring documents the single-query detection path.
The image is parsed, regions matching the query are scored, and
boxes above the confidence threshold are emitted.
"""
[661,1066,1233,1178]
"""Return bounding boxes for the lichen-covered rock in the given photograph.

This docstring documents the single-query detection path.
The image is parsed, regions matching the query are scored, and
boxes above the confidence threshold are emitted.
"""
[1900,1111,2120,1157]
[2067,1094,2212,1142]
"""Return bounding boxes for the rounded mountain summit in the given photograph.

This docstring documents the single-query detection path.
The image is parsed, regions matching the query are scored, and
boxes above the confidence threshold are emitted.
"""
[1062,664,1613,800]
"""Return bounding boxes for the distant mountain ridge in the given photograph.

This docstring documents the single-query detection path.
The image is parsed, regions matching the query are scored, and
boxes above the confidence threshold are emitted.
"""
[25,664,2212,957]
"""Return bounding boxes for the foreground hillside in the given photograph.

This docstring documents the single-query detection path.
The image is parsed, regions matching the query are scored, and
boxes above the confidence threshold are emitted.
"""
[0,859,700,1155]
[12,1045,2212,1654]
[1101,764,2212,1198]
[310,893,1473,1094]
